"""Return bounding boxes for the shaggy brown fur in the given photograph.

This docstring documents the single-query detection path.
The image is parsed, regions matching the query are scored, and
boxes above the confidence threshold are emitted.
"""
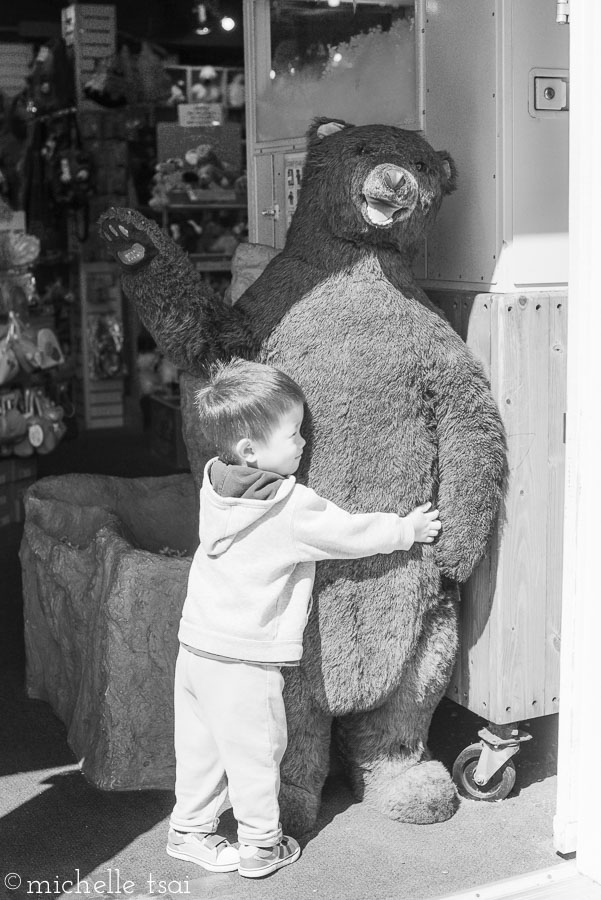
[98,117,507,831]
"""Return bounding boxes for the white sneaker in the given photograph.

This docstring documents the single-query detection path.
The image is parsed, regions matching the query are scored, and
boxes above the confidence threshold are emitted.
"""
[166,830,239,872]
[238,836,301,878]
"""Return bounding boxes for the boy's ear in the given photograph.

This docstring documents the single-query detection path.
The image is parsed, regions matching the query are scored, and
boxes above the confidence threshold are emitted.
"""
[234,437,256,463]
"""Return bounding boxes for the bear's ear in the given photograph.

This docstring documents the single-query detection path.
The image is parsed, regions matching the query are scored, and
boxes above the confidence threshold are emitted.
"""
[437,151,458,195]
[307,117,351,145]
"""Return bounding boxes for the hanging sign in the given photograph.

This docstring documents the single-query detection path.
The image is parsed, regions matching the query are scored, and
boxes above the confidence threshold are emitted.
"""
[177,103,223,128]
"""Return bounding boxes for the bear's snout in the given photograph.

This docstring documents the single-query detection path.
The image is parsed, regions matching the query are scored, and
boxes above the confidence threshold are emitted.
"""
[361,164,418,228]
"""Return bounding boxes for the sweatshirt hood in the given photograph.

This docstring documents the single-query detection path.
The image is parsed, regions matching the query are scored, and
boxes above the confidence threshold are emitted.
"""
[210,457,285,500]
[199,457,296,556]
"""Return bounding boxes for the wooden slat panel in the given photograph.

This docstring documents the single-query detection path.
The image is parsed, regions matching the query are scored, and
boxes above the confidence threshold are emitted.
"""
[89,391,123,404]
[544,293,567,716]
[88,403,123,417]
[87,416,124,429]
[489,294,550,723]
[422,291,567,724]
[89,378,123,393]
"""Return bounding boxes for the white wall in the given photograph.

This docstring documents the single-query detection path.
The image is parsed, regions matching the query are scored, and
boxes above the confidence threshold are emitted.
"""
[554,0,601,880]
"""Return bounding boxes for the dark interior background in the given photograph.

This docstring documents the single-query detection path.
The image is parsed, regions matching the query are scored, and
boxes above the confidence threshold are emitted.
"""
[0,0,244,64]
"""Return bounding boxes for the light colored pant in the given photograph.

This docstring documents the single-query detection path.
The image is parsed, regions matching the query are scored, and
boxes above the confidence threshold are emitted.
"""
[169,647,287,846]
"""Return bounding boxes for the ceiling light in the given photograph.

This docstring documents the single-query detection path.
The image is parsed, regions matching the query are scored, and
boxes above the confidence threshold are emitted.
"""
[220,15,236,31]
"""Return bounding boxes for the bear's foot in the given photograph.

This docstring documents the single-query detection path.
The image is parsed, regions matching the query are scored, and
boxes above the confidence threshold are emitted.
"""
[97,208,161,272]
[279,781,321,836]
[365,759,459,825]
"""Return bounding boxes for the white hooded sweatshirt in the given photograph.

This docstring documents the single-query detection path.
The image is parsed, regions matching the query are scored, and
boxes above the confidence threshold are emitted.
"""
[179,458,416,663]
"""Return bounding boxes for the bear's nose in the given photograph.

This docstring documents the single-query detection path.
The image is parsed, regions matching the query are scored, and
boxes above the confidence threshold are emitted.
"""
[383,167,406,190]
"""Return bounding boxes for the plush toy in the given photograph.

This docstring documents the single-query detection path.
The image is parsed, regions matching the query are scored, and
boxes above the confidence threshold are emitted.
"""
[183,144,238,191]
[148,158,185,209]
[98,117,507,832]
[149,147,238,208]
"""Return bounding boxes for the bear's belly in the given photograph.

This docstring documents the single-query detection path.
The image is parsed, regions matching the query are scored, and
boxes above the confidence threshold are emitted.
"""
[259,274,446,713]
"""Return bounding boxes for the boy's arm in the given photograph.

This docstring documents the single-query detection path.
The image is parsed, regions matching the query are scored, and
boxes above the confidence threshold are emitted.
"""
[291,487,415,562]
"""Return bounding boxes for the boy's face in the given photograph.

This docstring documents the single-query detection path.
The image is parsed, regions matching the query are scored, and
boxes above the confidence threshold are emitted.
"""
[242,403,306,475]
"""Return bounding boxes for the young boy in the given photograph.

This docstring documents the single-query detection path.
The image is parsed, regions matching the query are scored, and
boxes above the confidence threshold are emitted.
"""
[167,358,441,879]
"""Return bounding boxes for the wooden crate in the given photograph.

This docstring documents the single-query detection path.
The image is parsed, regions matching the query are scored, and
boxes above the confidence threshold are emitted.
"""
[427,290,567,725]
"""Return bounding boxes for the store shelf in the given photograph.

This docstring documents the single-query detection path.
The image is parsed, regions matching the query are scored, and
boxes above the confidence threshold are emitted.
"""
[145,200,247,211]
[189,254,233,271]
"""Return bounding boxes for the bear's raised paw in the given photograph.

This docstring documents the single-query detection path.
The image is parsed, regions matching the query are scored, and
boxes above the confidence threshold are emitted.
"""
[97,207,161,272]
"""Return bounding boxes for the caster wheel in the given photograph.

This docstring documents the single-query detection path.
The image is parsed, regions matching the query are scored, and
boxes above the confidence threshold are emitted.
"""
[452,743,517,801]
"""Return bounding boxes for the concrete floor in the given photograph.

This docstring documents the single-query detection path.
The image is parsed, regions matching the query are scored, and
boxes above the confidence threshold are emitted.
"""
[0,428,566,900]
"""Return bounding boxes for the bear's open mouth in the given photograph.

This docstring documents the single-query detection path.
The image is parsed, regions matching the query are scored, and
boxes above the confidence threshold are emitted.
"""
[361,164,418,228]
[362,197,412,227]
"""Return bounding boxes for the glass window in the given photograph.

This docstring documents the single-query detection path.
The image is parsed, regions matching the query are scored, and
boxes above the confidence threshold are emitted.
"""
[255,0,418,142]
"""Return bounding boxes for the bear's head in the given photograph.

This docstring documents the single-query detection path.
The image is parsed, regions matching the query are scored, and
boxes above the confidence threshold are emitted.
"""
[290,118,456,252]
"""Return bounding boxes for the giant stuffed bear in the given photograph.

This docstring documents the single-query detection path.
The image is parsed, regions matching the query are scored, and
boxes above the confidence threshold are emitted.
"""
[98,118,507,831]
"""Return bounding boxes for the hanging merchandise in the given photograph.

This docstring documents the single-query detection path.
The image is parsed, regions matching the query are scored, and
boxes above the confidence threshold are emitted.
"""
[0,272,38,318]
[0,93,29,210]
[8,388,67,458]
[31,389,67,455]
[13,389,41,457]
[0,198,40,272]
[83,55,128,108]
[36,328,65,369]
[0,232,41,271]
[26,38,76,116]
[5,311,43,374]
[0,390,28,451]
[0,325,19,386]
[88,313,125,380]
[22,119,66,259]
[135,42,172,105]
[0,312,65,378]
[50,112,96,241]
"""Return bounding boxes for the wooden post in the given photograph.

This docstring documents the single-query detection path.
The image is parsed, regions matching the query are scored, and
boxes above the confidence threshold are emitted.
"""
[553,0,601,881]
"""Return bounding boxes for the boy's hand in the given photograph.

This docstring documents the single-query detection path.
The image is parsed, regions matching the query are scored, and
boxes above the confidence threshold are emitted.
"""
[407,502,441,544]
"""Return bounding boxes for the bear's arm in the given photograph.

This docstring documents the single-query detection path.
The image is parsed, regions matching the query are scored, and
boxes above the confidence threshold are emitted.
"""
[98,208,254,373]
[427,337,507,583]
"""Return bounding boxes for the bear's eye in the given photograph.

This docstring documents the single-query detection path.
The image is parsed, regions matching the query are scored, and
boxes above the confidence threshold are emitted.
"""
[415,162,426,172]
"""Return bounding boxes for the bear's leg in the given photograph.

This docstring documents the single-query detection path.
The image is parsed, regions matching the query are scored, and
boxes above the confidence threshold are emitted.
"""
[279,667,332,836]
[334,592,460,824]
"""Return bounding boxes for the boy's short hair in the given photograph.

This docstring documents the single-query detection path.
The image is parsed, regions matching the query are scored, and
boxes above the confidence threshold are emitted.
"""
[196,358,305,462]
